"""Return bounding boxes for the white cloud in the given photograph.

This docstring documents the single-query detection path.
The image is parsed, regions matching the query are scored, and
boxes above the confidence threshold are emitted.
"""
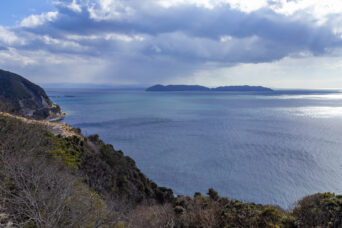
[272,0,342,15]
[270,0,342,24]
[157,0,267,11]
[0,48,37,66]
[226,0,268,13]
[156,0,342,22]
[104,33,145,42]
[40,35,85,50]
[176,54,342,89]
[66,33,145,42]
[220,35,232,42]
[157,0,223,9]
[20,11,58,27]
[0,26,22,45]
[88,0,135,21]
[54,0,82,13]
[0,47,112,84]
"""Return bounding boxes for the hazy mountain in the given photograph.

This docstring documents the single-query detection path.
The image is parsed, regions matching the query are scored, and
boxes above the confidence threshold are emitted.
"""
[146,84,210,91]
[212,85,273,92]
[146,84,273,92]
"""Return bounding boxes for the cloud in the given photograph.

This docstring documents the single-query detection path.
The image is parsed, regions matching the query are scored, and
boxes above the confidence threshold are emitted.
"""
[20,11,58,28]
[1,0,342,87]
[0,26,24,45]
[178,53,342,89]
[54,0,82,13]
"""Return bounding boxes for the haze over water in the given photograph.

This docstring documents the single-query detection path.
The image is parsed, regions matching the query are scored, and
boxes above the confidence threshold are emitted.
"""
[47,88,342,208]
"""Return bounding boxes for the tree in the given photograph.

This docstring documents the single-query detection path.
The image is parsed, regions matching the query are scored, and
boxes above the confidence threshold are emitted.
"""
[207,188,219,201]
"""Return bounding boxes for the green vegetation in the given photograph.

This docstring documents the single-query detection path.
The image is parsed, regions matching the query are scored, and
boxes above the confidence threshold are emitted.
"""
[292,193,342,227]
[47,134,82,169]
[0,116,115,227]
[0,115,173,227]
[80,134,174,204]
[1,114,342,227]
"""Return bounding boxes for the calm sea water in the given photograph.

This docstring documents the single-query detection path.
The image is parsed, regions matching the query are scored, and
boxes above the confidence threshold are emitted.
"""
[46,88,342,208]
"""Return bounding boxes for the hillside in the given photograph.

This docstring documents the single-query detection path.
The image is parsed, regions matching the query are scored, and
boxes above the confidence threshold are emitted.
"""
[0,69,65,120]
[0,113,174,227]
[146,84,273,92]
[1,113,342,227]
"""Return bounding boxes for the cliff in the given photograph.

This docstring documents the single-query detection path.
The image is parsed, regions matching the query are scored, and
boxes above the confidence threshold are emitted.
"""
[0,69,65,120]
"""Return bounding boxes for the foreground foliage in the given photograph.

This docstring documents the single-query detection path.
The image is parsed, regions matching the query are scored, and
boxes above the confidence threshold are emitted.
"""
[1,114,342,227]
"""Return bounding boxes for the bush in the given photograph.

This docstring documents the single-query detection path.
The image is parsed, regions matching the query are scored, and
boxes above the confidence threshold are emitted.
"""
[256,206,283,227]
[207,188,219,201]
[292,193,342,227]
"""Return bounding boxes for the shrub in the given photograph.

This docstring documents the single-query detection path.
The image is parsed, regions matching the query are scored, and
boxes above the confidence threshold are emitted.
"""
[207,188,219,201]
[256,206,283,227]
[292,192,342,227]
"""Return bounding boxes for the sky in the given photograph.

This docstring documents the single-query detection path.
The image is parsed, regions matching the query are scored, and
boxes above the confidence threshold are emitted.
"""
[1,0,342,88]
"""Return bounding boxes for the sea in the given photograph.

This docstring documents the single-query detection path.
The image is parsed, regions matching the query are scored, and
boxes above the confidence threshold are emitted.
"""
[46,88,342,208]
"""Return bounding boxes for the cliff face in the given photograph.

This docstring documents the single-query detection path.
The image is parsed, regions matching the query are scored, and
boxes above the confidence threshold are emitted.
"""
[0,69,65,120]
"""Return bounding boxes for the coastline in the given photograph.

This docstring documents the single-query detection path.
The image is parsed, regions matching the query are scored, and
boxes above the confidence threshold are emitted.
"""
[0,111,77,137]
[47,110,66,122]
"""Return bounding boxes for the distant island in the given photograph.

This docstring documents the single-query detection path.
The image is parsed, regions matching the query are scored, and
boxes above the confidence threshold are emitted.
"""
[146,84,273,92]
